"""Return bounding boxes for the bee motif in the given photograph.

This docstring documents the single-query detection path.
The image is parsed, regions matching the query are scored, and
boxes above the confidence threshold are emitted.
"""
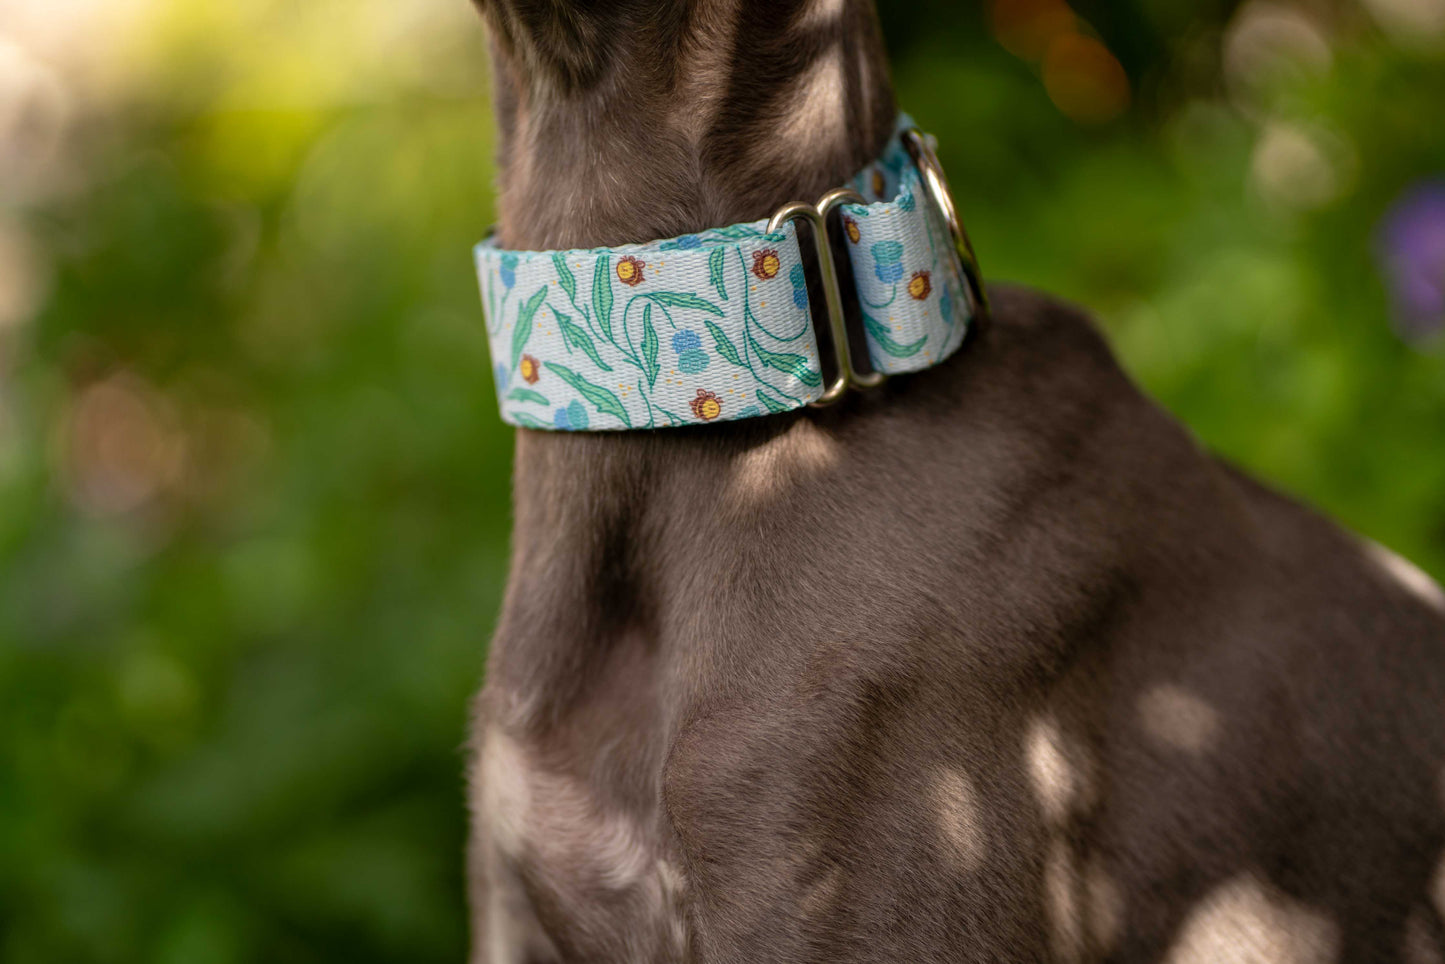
[519,354,541,384]
[690,388,722,421]
[616,255,645,286]
[751,249,782,280]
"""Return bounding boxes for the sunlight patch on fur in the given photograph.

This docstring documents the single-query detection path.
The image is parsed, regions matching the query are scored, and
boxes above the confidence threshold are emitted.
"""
[797,0,847,30]
[777,49,847,160]
[1043,839,1084,962]
[478,729,656,891]
[1026,714,1083,824]
[1085,858,1124,954]
[1139,683,1221,755]
[1366,541,1445,613]
[480,728,534,857]
[1164,874,1339,964]
[928,766,988,871]
[1432,848,1445,919]
[728,419,840,505]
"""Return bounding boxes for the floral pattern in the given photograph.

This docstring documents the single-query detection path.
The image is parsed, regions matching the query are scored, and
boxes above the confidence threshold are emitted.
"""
[673,330,710,374]
[752,249,782,280]
[908,271,932,301]
[690,389,722,421]
[474,115,974,431]
[519,354,541,383]
[617,255,645,286]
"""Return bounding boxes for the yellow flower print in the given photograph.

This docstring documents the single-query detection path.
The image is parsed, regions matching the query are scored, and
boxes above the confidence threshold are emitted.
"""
[520,354,541,384]
[617,255,645,286]
[908,270,932,300]
[751,249,781,280]
[845,217,861,244]
[690,388,722,421]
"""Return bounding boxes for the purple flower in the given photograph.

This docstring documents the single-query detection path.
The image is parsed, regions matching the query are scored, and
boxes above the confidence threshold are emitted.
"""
[1376,181,1445,343]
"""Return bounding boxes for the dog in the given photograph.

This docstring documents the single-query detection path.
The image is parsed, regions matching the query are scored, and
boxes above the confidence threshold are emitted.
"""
[465,1,1445,961]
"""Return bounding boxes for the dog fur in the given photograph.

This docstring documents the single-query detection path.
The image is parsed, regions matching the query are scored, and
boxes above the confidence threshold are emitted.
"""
[466,1,1445,961]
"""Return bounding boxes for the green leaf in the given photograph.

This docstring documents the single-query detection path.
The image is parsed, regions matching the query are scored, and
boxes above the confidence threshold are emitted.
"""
[506,388,550,406]
[511,411,551,430]
[747,331,822,387]
[510,286,548,370]
[555,307,612,371]
[713,224,764,239]
[862,313,927,358]
[641,304,660,389]
[553,254,576,302]
[757,388,791,414]
[592,256,614,340]
[708,247,728,302]
[704,319,744,367]
[645,292,724,316]
[545,362,632,428]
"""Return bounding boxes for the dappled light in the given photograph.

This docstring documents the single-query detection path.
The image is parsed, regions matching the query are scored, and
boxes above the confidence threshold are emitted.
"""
[1138,683,1221,756]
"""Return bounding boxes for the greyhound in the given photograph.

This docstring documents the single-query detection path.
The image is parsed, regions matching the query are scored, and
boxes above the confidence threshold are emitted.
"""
[465,1,1445,961]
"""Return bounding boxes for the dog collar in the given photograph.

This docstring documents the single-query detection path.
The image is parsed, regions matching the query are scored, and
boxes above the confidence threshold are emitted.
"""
[474,116,988,431]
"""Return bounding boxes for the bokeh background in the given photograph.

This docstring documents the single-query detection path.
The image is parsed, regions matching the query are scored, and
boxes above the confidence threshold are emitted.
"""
[2,0,1444,960]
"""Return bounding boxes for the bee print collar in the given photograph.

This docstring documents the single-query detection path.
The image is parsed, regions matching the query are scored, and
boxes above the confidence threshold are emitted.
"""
[474,116,989,431]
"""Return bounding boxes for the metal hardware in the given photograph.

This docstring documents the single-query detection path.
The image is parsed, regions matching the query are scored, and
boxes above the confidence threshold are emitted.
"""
[900,128,991,324]
[768,188,876,407]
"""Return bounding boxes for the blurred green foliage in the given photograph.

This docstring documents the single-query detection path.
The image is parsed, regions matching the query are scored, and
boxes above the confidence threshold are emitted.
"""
[1,1,1443,961]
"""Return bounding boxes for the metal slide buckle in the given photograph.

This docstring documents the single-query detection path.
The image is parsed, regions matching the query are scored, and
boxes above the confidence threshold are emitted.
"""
[901,128,991,324]
[768,188,884,408]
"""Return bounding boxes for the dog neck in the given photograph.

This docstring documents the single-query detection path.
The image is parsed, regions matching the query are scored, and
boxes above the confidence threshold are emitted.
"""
[479,0,898,251]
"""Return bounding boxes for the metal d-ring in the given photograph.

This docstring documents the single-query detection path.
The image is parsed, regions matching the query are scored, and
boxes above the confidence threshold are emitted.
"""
[901,128,991,324]
[767,188,878,407]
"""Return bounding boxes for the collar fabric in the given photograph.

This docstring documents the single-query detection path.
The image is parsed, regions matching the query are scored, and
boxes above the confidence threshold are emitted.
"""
[474,115,973,431]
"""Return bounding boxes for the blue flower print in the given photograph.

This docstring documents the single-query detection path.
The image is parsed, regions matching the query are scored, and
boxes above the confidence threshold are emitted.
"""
[940,285,955,325]
[899,190,917,213]
[873,241,905,284]
[494,363,510,391]
[677,234,702,249]
[672,329,710,374]
[499,252,519,290]
[554,400,589,431]
[790,263,809,310]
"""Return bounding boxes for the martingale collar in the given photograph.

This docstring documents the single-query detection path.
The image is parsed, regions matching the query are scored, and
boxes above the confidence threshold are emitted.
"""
[474,116,988,431]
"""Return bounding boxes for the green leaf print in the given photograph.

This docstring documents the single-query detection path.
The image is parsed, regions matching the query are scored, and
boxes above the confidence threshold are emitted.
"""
[712,224,765,240]
[545,362,632,428]
[592,255,614,340]
[511,411,551,430]
[641,304,660,389]
[506,388,550,406]
[510,285,549,370]
[747,331,822,387]
[555,307,612,372]
[708,247,728,302]
[862,313,926,358]
[704,319,744,367]
[756,388,791,414]
[646,292,724,316]
[553,253,576,302]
